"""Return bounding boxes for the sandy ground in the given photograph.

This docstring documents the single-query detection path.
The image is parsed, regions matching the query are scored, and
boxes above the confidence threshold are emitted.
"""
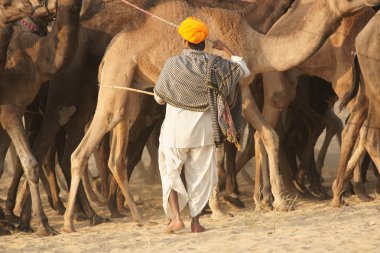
[1,126,380,253]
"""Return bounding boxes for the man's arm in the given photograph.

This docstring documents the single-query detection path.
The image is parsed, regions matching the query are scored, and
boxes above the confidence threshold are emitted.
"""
[212,40,251,77]
[153,59,173,105]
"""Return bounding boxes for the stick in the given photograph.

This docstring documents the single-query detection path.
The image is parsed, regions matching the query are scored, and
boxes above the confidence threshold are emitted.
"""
[99,85,155,96]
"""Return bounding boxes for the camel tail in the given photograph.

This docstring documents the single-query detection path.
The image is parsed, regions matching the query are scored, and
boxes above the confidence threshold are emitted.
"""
[339,53,360,111]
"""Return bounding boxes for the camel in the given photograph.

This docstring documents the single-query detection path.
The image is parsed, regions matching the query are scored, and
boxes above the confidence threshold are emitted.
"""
[58,0,380,232]
[0,0,85,236]
[22,0,297,223]
[0,0,36,236]
[332,9,380,207]
[252,5,377,209]
[281,76,337,199]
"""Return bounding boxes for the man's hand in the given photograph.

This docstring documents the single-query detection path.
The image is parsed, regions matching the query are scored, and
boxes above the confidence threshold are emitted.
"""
[212,39,234,58]
[212,39,227,50]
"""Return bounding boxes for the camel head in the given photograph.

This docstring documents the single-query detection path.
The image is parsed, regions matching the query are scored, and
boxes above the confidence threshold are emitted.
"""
[328,0,380,17]
[18,0,57,36]
[0,0,34,24]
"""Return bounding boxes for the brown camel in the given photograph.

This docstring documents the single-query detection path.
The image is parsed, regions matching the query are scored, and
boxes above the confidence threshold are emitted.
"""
[26,0,296,222]
[0,0,37,236]
[60,0,380,232]
[332,9,380,207]
[0,0,84,236]
[252,5,377,209]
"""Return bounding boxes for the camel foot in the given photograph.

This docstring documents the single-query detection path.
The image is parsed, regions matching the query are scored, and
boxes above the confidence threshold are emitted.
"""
[211,208,234,220]
[0,227,12,236]
[273,199,292,212]
[35,224,59,237]
[357,192,374,202]
[74,212,88,222]
[55,201,66,215]
[0,220,16,233]
[16,221,34,233]
[200,206,212,216]
[110,210,126,219]
[353,183,374,202]
[62,223,76,233]
[4,210,20,223]
[256,201,273,211]
[224,194,245,209]
[331,196,345,208]
[89,214,110,226]
[292,180,307,194]
[375,180,380,194]
[308,185,331,200]
[0,208,4,220]
[48,196,55,210]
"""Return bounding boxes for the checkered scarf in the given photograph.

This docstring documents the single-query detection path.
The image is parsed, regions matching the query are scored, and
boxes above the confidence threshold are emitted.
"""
[154,49,244,148]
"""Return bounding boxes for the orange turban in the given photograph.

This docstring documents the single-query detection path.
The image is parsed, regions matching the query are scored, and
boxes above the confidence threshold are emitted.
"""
[178,17,208,44]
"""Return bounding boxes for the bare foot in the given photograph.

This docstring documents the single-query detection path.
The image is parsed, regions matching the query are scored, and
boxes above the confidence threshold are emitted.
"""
[165,219,185,233]
[191,222,205,233]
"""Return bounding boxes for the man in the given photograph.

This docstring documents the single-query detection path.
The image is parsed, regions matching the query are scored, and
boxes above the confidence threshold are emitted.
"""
[154,17,250,233]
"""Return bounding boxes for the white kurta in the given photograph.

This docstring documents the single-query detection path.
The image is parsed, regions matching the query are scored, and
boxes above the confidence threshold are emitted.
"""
[155,55,250,218]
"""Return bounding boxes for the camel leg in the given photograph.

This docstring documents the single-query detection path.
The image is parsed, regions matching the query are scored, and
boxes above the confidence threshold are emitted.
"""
[0,130,11,177]
[253,132,271,210]
[235,125,255,176]
[144,127,161,183]
[353,154,374,201]
[63,110,114,232]
[0,105,57,236]
[251,72,297,210]
[63,62,141,232]
[224,142,245,208]
[82,166,100,204]
[94,140,109,201]
[332,98,367,207]
[43,145,65,214]
[61,103,110,225]
[209,184,233,219]
[4,161,22,222]
[316,109,343,177]
[107,117,143,224]
[216,146,226,192]
[108,175,125,218]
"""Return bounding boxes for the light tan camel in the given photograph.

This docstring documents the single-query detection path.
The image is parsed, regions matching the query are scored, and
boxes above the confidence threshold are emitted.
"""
[253,6,377,209]
[332,10,380,207]
[25,0,296,221]
[61,0,380,232]
[0,0,84,236]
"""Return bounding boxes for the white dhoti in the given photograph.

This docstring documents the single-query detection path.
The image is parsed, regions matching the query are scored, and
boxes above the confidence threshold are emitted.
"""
[158,144,217,218]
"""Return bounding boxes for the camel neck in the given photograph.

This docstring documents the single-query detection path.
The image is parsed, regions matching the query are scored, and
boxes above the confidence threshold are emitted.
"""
[249,0,342,74]
[0,24,13,75]
[37,0,83,79]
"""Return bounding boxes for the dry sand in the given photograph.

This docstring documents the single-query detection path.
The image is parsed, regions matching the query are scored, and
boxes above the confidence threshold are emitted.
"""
[1,129,380,253]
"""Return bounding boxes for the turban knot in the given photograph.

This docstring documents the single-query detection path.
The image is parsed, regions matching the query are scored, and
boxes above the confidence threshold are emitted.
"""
[178,17,208,44]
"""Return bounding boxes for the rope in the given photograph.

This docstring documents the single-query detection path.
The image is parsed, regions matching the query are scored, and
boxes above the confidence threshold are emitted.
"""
[99,85,155,96]
[120,0,212,42]
[120,0,179,28]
